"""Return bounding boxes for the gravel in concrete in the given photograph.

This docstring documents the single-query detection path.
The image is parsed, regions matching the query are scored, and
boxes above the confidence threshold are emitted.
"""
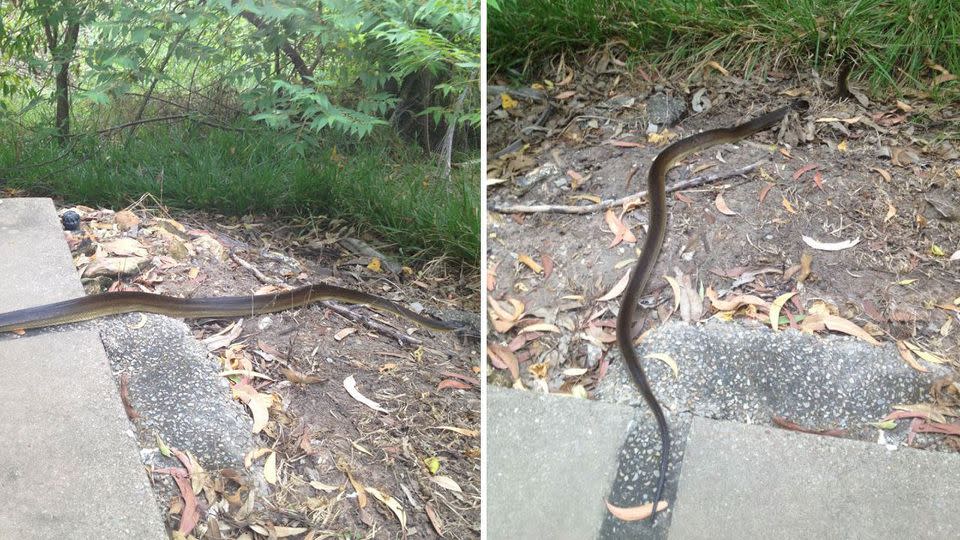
[597,320,948,539]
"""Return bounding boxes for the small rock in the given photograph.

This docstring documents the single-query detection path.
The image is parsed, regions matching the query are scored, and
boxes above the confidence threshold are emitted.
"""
[646,93,687,126]
[114,210,140,230]
[516,162,561,189]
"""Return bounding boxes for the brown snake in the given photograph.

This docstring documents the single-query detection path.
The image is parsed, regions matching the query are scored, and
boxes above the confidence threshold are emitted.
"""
[616,98,809,521]
[0,283,456,333]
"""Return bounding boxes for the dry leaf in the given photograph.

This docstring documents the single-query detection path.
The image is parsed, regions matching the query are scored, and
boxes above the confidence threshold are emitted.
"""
[431,475,463,493]
[770,292,797,331]
[518,254,544,273]
[487,343,520,380]
[334,328,357,341]
[715,192,738,216]
[366,487,407,530]
[598,270,631,301]
[872,167,892,182]
[232,381,273,433]
[801,235,860,251]
[343,375,388,413]
[605,209,636,247]
[896,341,928,372]
[822,314,881,345]
[782,197,797,214]
[605,499,669,521]
[263,451,278,484]
[645,352,679,378]
[519,323,562,334]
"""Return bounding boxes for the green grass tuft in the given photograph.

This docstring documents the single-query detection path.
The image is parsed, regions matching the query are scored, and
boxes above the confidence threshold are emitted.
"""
[0,120,479,267]
[489,0,960,100]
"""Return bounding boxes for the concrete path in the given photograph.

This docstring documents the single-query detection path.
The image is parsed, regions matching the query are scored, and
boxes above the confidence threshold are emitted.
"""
[486,385,638,540]
[669,417,960,539]
[0,198,166,539]
[486,318,959,539]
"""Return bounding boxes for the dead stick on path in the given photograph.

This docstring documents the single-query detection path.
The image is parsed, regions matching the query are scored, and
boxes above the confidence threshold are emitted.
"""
[320,301,424,347]
[490,160,765,215]
[231,251,420,346]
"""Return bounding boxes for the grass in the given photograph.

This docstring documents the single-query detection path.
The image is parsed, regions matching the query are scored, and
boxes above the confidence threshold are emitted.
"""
[0,116,480,267]
[489,0,960,100]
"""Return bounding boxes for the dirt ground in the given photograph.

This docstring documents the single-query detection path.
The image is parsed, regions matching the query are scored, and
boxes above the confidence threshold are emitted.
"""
[486,56,959,419]
[63,204,481,539]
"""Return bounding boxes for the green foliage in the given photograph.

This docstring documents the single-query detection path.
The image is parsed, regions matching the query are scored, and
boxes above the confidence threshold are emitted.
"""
[488,0,960,100]
[0,121,480,265]
[0,0,480,268]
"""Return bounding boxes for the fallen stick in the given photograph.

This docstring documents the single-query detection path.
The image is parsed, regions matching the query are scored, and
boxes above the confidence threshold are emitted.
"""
[489,160,765,215]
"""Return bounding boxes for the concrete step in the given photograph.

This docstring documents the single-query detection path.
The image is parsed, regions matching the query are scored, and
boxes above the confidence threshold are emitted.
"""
[0,198,166,539]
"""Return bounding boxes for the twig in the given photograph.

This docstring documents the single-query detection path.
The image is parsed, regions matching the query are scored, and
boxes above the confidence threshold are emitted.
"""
[320,301,423,347]
[489,160,765,215]
[493,103,556,159]
[230,252,282,285]
[231,251,423,346]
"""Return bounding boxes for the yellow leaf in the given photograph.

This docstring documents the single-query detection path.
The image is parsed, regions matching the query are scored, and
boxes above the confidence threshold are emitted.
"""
[367,258,382,272]
[500,93,518,110]
[931,244,945,257]
[782,196,797,214]
[263,451,277,484]
[423,457,441,475]
[897,279,917,286]
[367,487,407,530]
[518,323,562,334]
[517,254,543,273]
[645,352,679,378]
[770,292,796,331]
[903,341,948,364]
[837,139,848,152]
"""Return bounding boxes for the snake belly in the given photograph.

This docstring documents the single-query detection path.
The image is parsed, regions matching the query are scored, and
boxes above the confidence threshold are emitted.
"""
[615,99,808,521]
[0,283,455,333]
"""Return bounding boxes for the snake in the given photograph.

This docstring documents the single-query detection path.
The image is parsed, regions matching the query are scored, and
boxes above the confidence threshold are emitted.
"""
[615,98,809,522]
[0,283,456,333]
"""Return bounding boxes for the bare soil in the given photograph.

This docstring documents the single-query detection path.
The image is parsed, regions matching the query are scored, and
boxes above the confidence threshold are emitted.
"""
[486,60,960,409]
[69,205,481,539]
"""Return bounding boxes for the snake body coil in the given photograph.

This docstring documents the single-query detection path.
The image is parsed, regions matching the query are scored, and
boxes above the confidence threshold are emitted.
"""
[616,99,809,522]
[0,283,455,333]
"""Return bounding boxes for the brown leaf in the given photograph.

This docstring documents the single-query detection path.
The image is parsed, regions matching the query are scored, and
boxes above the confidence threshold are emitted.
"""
[798,251,813,283]
[555,90,577,100]
[792,163,819,180]
[758,182,774,204]
[605,499,669,521]
[822,314,881,345]
[425,503,445,537]
[437,379,472,390]
[609,140,644,148]
[896,341,928,373]
[541,252,554,278]
[487,344,519,380]
[282,367,325,384]
[872,167,892,182]
[605,209,635,247]
[715,192,738,216]
[813,171,824,190]
[487,261,498,292]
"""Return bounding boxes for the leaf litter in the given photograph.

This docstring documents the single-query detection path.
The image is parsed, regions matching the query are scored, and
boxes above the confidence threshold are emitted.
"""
[487,55,960,484]
[48,200,480,538]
